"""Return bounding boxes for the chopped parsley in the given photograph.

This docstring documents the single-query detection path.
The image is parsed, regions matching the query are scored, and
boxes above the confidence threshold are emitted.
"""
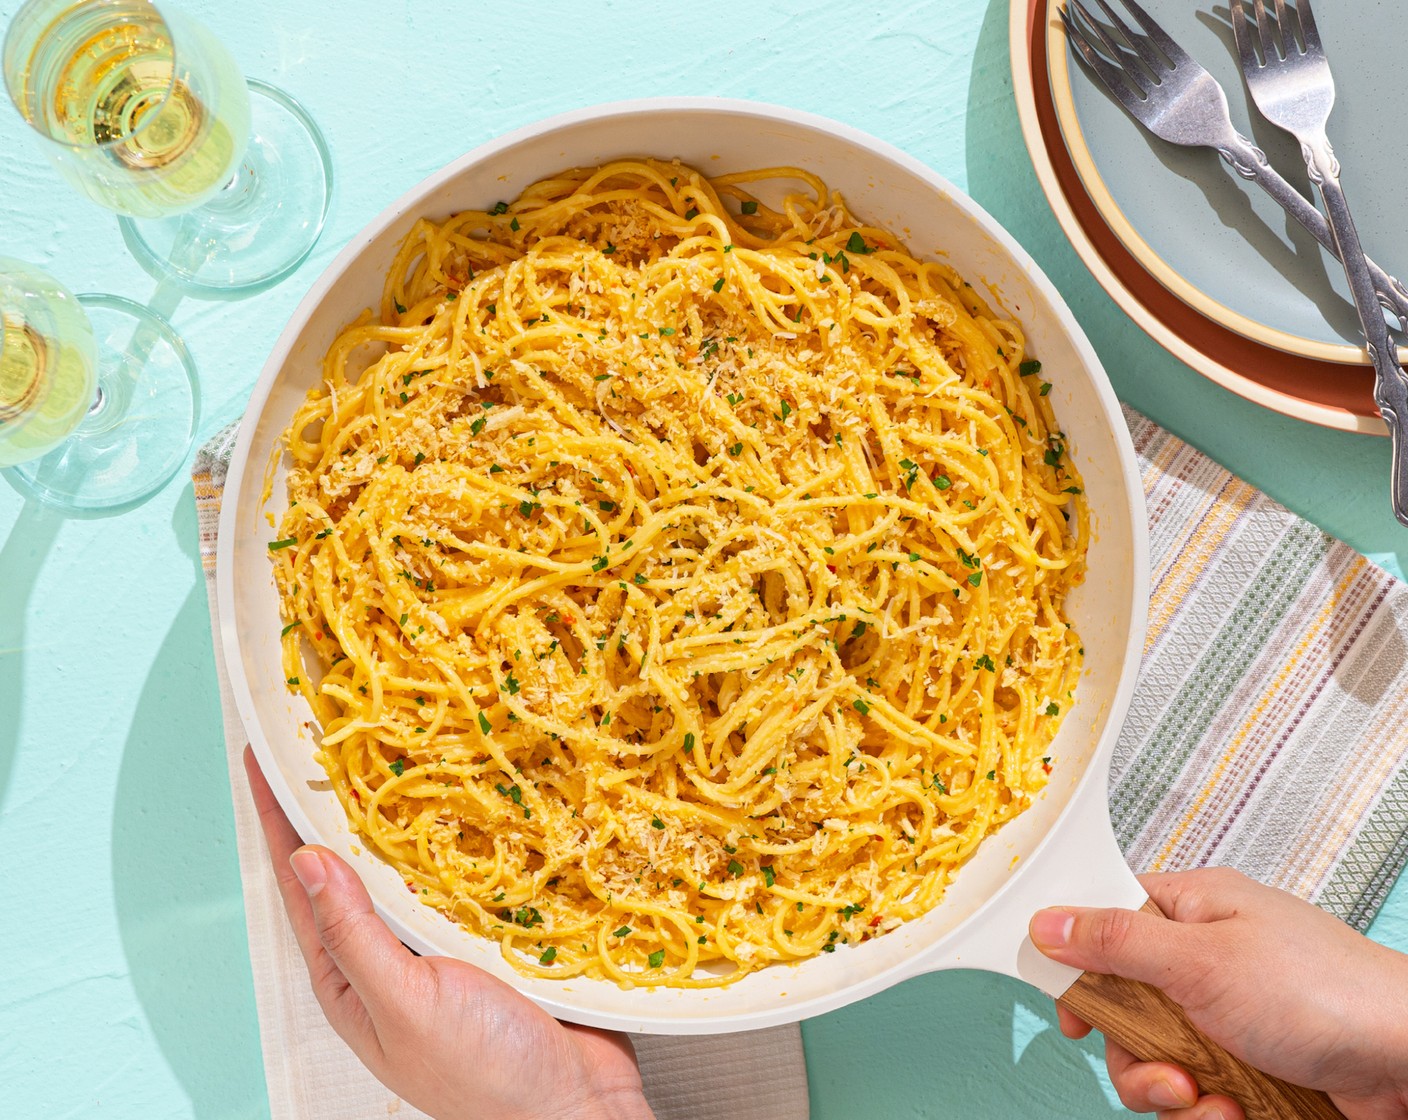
[389,758,405,777]
[741,200,758,215]
[267,538,298,551]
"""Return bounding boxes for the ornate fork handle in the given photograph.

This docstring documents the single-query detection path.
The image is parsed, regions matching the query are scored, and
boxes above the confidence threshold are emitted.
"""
[1215,131,1408,329]
[1301,132,1408,524]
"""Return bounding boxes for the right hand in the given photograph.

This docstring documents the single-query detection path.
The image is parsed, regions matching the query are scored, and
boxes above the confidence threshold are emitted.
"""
[1029,867,1408,1120]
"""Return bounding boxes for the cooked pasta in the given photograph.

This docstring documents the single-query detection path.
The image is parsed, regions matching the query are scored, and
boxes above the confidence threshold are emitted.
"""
[270,158,1087,987]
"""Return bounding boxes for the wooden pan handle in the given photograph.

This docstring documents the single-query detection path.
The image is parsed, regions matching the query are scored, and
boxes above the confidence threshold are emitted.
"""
[1056,901,1343,1120]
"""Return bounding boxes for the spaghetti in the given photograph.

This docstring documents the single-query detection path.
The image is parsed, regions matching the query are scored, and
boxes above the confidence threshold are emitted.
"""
[270,159,1088,987]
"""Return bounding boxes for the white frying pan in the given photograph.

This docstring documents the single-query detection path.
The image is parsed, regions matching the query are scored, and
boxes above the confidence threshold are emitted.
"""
[218,99,1339,1118]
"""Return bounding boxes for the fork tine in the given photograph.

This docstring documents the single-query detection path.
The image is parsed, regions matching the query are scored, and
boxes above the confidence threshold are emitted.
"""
[1089,0,1163,73]
[1251,0,1279,61]
[1228,1,1262,73]
[1295,0,1322,55]
[1108,0,1192,68]
[1272,0,1294,53]
[1060,6,1150,113]
[1065,0,1151,93]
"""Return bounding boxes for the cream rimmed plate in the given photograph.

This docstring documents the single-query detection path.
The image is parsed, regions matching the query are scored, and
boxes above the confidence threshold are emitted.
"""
[1012,0,1384,434]
[1048,0,1408,366]
[219,98,1152,1034]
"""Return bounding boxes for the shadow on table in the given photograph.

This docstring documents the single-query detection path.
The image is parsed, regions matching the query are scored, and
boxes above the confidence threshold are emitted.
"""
[0,499,62,813]
[110,482,268,1119]
[803,968,1124,1119]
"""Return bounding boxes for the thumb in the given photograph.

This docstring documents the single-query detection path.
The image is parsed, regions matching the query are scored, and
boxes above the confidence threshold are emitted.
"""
[1029,904,1197,990]
[290,846,417,1011]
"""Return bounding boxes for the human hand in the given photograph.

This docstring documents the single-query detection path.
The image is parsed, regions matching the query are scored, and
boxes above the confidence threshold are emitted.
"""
[1029,868,1408,1120]
[244,747,654,1120]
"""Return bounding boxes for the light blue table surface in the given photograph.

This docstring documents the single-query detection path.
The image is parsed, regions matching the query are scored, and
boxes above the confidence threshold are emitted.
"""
[3,1,1405,1116]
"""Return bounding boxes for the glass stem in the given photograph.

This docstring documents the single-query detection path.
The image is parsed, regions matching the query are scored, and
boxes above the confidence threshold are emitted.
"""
[79,307,168,435]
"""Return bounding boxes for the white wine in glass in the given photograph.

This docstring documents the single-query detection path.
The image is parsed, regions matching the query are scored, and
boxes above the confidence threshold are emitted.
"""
[5,0,331,295]
[0,256,198,512]
[0,265,96,469]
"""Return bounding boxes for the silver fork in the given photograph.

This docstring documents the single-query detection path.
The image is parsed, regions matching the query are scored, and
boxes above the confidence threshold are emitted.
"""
[1233,0,1408,526]
[1060,0,1408,333]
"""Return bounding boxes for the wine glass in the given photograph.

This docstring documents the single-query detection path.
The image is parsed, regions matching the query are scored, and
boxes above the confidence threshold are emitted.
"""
[4,0,332,297]
[0,256,197,511]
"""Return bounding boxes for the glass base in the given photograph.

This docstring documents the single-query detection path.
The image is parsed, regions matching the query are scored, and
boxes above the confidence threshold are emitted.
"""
[117,79,333,299]
[3,295,198,513]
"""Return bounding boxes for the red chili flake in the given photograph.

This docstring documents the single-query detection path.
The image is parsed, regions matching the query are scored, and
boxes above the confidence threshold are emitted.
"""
[314,631,325,641]
[826,565,836,573]
[348,788,362,804]
[869,914,883,928]
[1041,761,1053,775]
[405,880,417,893]
[625,463,636,475]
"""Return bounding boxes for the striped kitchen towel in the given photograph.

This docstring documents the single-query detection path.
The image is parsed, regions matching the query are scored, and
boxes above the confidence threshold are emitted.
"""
[1114,408,1408,928]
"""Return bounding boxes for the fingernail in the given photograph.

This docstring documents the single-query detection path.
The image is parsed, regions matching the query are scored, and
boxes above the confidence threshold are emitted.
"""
[1031,908,1074,949]
[290,848,327,898]
[1148,1079,1193,1109]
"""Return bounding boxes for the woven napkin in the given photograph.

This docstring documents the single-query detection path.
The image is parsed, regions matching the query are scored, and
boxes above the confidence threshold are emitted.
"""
[194,406,1408,1117]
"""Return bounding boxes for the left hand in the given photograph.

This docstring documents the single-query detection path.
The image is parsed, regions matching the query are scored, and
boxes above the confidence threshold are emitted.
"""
[244,746,654,1120]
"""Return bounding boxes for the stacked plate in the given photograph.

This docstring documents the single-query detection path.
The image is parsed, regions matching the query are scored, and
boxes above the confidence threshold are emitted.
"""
[1009,0,1397,435]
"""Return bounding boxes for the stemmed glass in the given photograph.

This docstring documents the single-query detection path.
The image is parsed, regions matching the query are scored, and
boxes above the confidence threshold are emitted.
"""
[4,0,332,296]
[0,256,197,511]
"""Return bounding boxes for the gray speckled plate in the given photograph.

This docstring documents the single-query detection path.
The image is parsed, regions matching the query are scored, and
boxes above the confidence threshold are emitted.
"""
[1051,0,1408,364]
